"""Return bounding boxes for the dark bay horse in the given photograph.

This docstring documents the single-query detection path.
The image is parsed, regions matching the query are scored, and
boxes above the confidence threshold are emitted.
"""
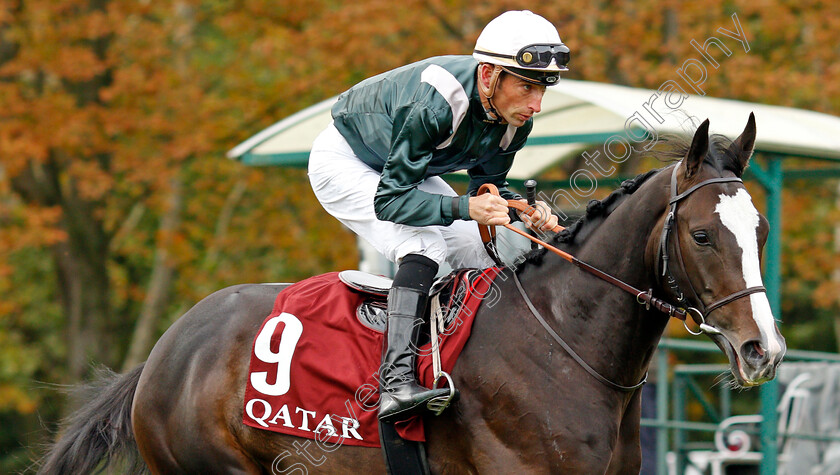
[39,115,785,474]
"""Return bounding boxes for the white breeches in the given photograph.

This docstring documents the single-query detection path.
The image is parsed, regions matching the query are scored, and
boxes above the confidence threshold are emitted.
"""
[308,123,495,269]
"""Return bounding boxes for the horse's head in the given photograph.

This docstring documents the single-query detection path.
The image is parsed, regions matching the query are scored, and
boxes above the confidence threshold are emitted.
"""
[654,113,786,386]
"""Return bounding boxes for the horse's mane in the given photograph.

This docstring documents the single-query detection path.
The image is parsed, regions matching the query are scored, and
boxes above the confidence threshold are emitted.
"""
[649,133,743,176]
[514,133,740,269]
[515,168,660,269]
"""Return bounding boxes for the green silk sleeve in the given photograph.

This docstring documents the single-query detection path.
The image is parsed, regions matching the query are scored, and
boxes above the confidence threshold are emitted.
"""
[373,103,466,226]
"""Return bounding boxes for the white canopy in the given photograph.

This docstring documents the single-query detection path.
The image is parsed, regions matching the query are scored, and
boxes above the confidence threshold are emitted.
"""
[228,79,840,178]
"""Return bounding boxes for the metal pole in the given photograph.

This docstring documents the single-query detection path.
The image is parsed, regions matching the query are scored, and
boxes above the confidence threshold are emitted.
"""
[757,155,783,475]
[656,347,669,475]
[720,382,731,420]
[673,375,687,474]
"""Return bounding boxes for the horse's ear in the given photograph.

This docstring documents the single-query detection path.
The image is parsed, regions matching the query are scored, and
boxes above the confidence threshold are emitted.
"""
[684,119,710,179]
[728,112,757,177]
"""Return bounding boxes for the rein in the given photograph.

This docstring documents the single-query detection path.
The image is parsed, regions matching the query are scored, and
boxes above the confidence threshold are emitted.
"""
[510,271,647,392]
[476,165,766,392]
[477,183,690,321]
[477,183,674,393]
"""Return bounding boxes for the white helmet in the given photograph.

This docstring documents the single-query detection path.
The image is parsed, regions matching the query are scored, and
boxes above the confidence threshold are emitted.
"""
[473,10,569,86]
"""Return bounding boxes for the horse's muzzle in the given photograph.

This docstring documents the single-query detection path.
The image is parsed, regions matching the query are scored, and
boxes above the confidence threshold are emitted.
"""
[710,331,786,386]
[740,337,786,383]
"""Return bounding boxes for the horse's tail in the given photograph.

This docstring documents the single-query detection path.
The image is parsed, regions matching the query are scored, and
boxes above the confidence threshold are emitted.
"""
[37,364,147,475]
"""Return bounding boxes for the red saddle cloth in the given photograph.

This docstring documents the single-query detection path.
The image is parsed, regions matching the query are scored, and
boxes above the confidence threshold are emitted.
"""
[242,268,500,448]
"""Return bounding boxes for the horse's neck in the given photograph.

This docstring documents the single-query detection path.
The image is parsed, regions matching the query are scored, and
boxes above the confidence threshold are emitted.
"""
[520,172,671,387]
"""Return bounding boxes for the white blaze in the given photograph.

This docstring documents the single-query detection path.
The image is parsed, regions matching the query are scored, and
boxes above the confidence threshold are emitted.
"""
[715,189,783,355]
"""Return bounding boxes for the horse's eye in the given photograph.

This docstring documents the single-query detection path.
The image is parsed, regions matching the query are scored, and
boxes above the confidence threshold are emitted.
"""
[693,231,711,246]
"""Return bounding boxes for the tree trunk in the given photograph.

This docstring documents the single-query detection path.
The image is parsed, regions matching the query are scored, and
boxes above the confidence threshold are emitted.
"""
[54,237,110,380]
[122,177,183,371]
[202,176,247,274]
[10,157,112,381]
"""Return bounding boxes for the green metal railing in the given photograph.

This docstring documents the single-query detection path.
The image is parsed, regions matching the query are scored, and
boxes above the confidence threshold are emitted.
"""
[645,338,840,474]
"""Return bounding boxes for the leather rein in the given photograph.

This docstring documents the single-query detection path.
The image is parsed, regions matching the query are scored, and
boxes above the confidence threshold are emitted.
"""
[476,164,765,392]
[477,182,691,321]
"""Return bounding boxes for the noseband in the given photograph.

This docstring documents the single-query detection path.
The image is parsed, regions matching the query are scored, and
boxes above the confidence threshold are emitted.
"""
[659,163,767,335]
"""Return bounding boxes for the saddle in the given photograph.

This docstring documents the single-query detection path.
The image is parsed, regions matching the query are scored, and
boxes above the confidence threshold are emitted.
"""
[338,269,469,335]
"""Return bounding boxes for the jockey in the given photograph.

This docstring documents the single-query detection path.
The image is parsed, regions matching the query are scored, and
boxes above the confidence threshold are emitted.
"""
[308,10,566,423]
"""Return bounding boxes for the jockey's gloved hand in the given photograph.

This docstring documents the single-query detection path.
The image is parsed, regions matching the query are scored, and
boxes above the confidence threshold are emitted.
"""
[468,193,510,226]
[516,199,559,232]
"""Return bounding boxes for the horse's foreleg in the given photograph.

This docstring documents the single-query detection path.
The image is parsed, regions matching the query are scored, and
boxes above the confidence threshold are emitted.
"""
[605,393,643,475]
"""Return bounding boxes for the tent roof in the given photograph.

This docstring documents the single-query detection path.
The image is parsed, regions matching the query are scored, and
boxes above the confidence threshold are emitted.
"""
[228,79,840,179]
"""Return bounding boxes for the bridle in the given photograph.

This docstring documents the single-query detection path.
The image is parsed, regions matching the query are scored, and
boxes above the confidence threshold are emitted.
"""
[658,163,767,336]
[476,162,766,391]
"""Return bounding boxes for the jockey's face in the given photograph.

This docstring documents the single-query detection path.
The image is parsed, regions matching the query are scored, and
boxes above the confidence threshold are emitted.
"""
[493,73,545,127]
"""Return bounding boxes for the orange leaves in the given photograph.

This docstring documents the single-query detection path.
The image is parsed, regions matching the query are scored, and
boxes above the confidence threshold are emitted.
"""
[65,160,112,201]
[778,181,840,322]
[0,384,37,414]
[0,2,111,83]
[52,46,107,82]
[0,133,48,178]
[0,204,66,251]
[813,281,840,309]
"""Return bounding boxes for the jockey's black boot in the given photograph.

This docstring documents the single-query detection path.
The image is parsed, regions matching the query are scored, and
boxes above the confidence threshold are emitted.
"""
[378,287,451,422]
[378,254,450,423]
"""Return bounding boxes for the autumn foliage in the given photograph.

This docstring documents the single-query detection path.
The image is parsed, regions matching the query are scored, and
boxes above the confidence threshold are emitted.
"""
[0,0,839,468]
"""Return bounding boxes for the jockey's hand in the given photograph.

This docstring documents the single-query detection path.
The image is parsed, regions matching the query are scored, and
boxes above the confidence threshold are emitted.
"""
[469,194,510,226]
[517,199,559,232]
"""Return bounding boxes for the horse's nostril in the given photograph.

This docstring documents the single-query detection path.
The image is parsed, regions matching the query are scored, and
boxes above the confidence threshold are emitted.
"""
[741,340,769,368]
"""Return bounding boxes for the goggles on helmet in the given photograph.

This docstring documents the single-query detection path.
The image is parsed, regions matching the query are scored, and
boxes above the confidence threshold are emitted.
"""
[475,43,570,70]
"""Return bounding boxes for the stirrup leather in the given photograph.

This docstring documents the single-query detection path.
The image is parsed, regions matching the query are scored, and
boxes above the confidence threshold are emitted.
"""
[427,294,457,416]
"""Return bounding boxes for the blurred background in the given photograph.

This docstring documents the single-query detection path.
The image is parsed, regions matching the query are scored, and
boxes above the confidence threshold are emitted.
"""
[1,0,839,472]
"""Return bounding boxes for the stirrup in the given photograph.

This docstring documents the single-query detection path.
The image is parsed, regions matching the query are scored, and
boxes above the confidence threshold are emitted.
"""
[427,371,457,416]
